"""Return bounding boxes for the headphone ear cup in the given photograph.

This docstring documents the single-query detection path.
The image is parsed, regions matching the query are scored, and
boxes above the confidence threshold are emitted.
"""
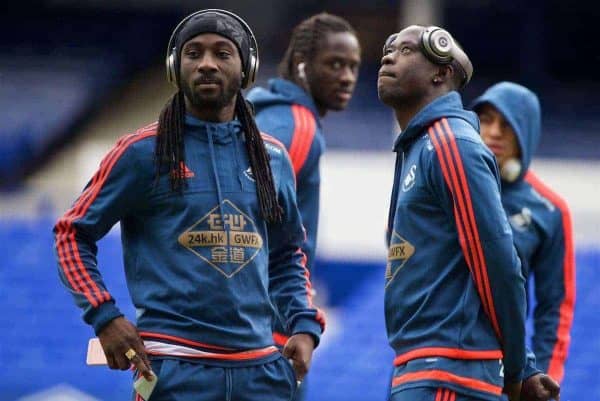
[166,52,178,88]
[421,27,453,64]
[429,29,453,59]
[242,53,258,89]
[250,53,259,86]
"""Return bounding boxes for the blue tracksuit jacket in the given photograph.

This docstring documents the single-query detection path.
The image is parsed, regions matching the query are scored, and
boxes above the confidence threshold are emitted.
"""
[53,116,324,365]
[386,92,527,400]
[471,82,576,383]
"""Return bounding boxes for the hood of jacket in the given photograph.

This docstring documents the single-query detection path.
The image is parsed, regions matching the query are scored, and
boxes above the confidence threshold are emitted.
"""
[394,91,479,151]
[247,78,321,127]
[470,81,541,181]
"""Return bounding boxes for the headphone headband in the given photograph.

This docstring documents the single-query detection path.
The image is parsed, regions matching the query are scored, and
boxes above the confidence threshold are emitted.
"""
[165,9,259,89]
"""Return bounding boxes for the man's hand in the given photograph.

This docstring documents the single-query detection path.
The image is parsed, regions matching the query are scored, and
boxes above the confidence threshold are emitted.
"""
[281,333,315,381]
[521,374,560,401]
[97,316,154,381]
[503,381,523,401]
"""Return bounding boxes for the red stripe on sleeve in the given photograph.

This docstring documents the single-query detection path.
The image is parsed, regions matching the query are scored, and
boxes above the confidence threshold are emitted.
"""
[441,118,501,339]
[75,132,147,215]
[56,221,104,306]
[56,138,116,305]
[56,134,142,305]
[525,171,575,382]
[288,105,316,175]
[73,122,156,217]
[297,247,326,331]
[287,106,301,163]
[56,220,98,306]
[428,126,483,299]
[428,121,500,339]
[69,231,112,302]
[55,128,156,307]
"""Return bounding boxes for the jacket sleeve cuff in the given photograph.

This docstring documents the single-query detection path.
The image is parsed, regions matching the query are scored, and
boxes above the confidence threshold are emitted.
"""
[84,301,124,335]
[523,351,542,379]
[523,363,542,380]
[291,318,322,348]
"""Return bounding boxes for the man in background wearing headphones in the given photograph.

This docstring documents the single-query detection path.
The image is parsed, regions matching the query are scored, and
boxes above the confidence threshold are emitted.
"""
[472,82,575,389]
[379,25,529,401]
[246,16,360,398]
[54,9,323,400]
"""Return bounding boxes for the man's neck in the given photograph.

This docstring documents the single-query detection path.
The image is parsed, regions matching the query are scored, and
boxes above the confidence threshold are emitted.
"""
[291,77,327,117]
[394,90,446,131]
[185,98,236,123]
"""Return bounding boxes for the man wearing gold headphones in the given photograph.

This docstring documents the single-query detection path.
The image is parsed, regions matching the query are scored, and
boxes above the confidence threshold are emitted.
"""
[379,25,525,401]
[54,9,323,400]
[379,26,561,401]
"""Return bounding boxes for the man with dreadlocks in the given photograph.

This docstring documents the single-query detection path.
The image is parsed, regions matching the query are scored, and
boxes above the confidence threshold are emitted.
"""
[53,9,323,401]
[248,13,360,274]
[247,10,360,383]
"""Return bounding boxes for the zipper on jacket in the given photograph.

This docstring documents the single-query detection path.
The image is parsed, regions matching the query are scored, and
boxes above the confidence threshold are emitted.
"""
[386,150,405,245]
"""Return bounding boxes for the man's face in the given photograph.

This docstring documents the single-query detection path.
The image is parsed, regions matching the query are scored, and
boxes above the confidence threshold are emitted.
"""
[179,33,242,111]
[478,104,521,167]
[306,31,361,114]
[377,26,437,107]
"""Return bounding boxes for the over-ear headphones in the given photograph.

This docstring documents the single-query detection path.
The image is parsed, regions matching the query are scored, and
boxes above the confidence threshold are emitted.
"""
[419,26,473,88]
[165,9,259,89]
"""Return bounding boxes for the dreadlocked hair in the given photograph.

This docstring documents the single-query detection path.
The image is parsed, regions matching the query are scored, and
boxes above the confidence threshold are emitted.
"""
[154,89,283,224]
[235,91,283,223]
[155,90,187,192]
[278,12,356,80]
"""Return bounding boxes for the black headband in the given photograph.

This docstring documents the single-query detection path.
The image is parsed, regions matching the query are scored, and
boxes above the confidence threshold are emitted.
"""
[174,11,250,70]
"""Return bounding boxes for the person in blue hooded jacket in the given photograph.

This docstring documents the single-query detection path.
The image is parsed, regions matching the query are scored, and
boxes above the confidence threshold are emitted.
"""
[472,82,576,385]
[53,9,324,401]
[247,12,360,347]
[378,25,559,401]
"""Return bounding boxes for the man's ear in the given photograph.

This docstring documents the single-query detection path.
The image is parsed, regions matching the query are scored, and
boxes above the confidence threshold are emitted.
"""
[432,64,454,85]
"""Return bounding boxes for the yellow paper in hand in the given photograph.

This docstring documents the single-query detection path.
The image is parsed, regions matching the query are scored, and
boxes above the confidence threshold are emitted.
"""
[134,372,158,400]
